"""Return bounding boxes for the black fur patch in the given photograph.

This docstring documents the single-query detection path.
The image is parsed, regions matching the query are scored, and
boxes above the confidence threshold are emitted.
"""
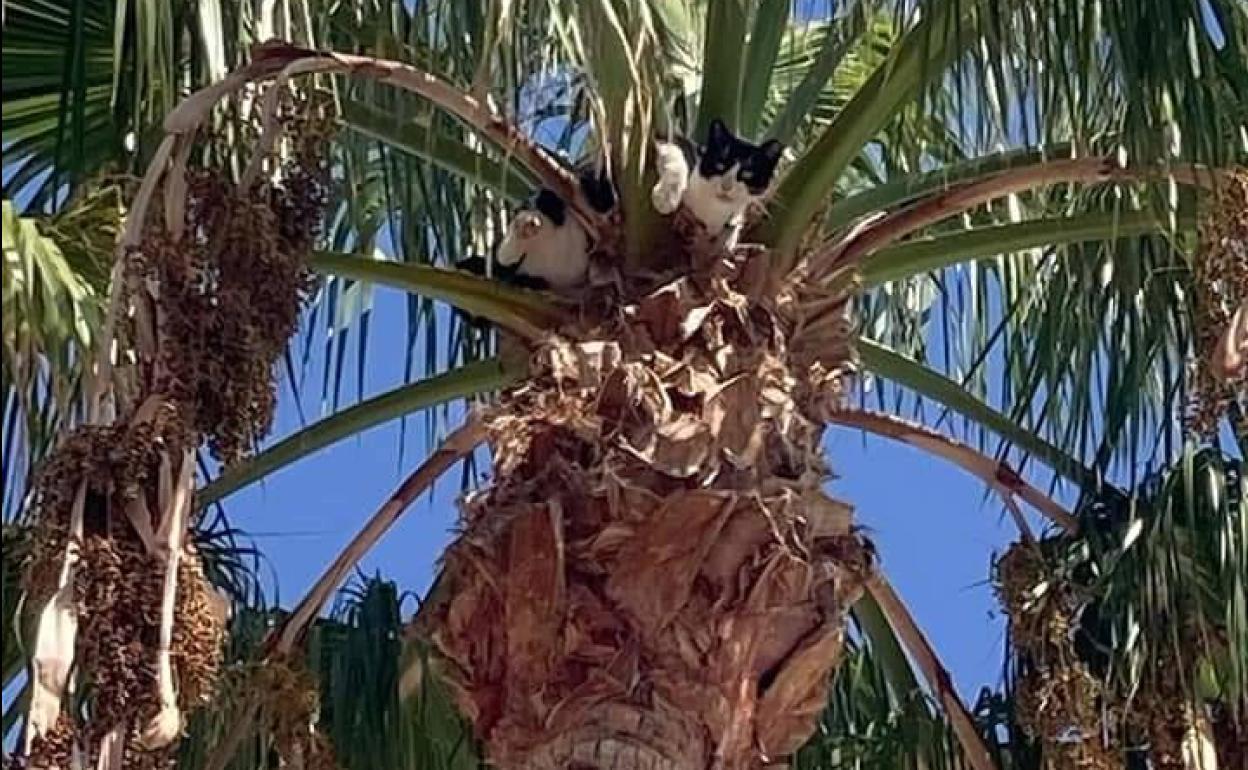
[532,189,568,227]
[456,255,551,291]
[578,167,617,213]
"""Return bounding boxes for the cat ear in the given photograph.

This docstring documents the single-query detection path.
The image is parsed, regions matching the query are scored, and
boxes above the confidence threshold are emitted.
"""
[758,139,784,165]
[707,118,731,147]
[533,189,567,227]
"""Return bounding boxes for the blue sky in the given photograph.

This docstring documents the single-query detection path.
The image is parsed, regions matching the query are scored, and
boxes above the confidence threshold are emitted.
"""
[223,281,1053,703]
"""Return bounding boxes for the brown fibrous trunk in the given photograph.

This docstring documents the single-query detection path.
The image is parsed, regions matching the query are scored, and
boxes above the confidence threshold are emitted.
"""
[429,219,870,769]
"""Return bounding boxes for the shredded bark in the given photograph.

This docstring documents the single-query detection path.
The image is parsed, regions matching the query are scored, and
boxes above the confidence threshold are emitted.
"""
[430,221,869,769]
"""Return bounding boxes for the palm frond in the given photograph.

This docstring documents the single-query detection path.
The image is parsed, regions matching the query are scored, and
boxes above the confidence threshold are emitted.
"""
[796,621,977,770]
[861,209,1200,288]
[991,447,1246,766]
[1075,448,1247,716]
[738,0,791,139]
[309,251,566,339]
[198,357,521,506]
[763,4,876,145]
[2,189,118,518]
[857,338,1103,491]
[341,100,537,202]
[764,0,973,267]
[695,0,750,135]
[0,0,209,207]
[176,575,482,770]
[835,0,1246,481]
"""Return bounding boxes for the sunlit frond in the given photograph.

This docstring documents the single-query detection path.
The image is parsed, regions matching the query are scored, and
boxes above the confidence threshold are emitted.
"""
[1,188,118,517]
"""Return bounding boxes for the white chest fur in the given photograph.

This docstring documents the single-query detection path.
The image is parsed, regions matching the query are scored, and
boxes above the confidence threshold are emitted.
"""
[684,170,751,235]
[497,211,590,289]
[651,147,755,237]
[518,220,589,288]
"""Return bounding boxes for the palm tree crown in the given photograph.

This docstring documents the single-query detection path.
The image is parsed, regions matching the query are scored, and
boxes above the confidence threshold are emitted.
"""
[2,1,1244,768]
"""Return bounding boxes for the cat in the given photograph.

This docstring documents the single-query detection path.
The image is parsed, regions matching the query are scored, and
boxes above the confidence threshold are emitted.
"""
[457,119,782,296]
[459,167,616,291]
[454,167,614,334]
[651,119,784,242]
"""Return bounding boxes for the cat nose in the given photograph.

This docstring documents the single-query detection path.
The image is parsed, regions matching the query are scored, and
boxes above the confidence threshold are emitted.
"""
[517,213,543,239]
[721,178,735,192]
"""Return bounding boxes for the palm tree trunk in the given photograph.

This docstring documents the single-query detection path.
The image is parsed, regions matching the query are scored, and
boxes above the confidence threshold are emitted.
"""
[427,245,870,769]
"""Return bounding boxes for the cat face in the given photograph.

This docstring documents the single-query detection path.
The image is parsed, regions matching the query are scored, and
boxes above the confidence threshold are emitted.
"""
[696,119,784,198]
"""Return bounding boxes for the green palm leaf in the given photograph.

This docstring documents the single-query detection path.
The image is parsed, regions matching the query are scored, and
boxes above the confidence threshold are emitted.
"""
[695,0,750,135]
[858,338,1102,491]
[861,209,1199,287]
[2,191,116,516]
[737,0,791,139]
[763,0,972,266]
[198,357,522,506]
[309,251,565,337]
[341,100,536,202]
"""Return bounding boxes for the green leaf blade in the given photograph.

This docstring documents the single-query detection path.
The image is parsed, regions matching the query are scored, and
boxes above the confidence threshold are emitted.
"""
[197,357,522,506]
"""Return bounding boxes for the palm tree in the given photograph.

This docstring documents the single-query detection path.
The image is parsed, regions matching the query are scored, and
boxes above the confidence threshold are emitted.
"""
[2,1,1245,768]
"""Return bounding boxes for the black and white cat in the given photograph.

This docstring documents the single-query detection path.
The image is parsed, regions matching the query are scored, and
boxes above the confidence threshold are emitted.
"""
[458,169,616,291]
[651,119,784,242]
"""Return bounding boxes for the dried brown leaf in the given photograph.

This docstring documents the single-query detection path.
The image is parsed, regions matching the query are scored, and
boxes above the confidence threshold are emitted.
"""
[754,625,846,758]
[605,492,735,635]
[700,504,775,598]
[705,376,763,468]
[802,491,853,538]
[505,503,567,690]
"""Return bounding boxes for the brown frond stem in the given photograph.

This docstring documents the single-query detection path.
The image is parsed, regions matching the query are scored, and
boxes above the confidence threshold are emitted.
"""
[865,575,998,770]
[88,135,178,423]
[801,158,1230,282]
[273,416,487,654]
[162,41,605,238]
[137,448,196,750]
[829,409,1078,534]
[201,418,487,770]
[1000,494,1037,545]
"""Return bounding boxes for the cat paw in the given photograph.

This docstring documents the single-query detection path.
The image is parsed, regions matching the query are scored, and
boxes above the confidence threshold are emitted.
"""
[651,180,684,215]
